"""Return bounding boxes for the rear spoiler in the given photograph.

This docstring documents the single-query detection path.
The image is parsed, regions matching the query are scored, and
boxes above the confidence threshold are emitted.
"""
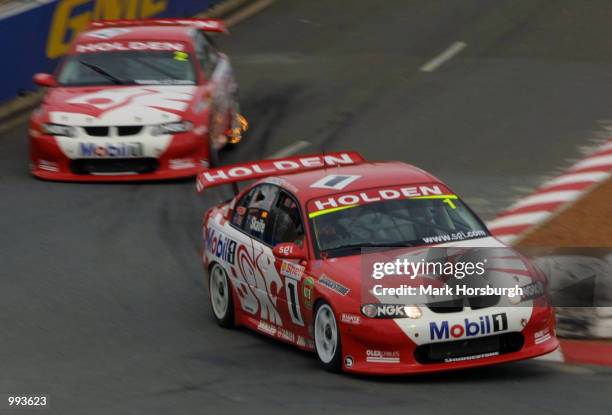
[89,18,228,34]
[196,151,365,193]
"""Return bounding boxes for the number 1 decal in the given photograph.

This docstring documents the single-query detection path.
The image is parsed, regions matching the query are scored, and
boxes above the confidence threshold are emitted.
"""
[285,278,304,326]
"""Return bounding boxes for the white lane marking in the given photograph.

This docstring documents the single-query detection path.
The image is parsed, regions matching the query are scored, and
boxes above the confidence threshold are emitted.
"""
[543,171,610,188]
[512,190,582,209]
[487,211,551,230]
[267,140,311,158]
[571,154,612,171]
[225,0,275,27]
[420,41,467,72]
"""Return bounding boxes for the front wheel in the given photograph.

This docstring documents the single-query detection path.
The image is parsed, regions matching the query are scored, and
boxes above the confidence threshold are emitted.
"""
[314,302,342,372]
[208,263,234,328]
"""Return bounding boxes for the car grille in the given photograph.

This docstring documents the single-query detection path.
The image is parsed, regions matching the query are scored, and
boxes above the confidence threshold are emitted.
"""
[426,295,501,313]
[70,158,158,175]
[82,126,143,137]
[117,126,143,136]
[83,126,109,136]
[414,332,524,364]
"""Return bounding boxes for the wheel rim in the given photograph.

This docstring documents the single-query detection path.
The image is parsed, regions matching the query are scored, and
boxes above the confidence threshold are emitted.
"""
[210,265,229,319]
[315,304,338,364]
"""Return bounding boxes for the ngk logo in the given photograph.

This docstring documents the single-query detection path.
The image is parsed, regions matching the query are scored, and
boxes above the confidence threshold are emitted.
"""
[429,313,508,340]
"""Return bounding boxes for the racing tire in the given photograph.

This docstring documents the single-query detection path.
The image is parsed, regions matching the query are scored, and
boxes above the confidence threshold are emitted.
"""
[208,263,235,328]
[313,302,342,372]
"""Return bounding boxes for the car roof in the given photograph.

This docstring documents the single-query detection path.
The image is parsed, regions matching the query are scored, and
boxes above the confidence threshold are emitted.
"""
[259,161,443,201]
[74,25,195,46]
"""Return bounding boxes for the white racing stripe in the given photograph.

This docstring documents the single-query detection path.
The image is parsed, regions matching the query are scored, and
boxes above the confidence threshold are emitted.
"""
[571,154,612,171]
[487,211,551,230]
[543,171,610,187]
[511,190,582,209]
[420,41,467,72]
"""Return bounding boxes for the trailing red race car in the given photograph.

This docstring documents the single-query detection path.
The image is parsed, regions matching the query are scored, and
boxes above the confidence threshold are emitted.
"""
[198,152,558,374]
[29,18,247,181]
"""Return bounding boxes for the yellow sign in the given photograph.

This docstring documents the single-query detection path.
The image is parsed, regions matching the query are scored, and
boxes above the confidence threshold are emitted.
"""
[46,0,168,59]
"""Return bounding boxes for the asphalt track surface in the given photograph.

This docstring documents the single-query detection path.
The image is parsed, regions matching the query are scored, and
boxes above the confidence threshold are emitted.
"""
[1,1,612,414]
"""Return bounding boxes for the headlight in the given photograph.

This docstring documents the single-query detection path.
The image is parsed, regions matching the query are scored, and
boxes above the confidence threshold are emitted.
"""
[42,123,76,137]
[361,304,422,319]
[151,121,193,136]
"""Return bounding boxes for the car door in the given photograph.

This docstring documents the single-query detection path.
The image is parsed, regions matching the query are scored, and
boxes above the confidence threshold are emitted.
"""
[251,188,311,341]
[232,184,286,327]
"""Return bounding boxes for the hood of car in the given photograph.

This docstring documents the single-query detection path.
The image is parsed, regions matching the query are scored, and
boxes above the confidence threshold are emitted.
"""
[42,85,197,126]
[311,236,527,301]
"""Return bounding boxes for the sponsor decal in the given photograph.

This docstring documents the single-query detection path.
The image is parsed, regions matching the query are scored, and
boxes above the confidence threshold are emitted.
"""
[361,304,408,319]
[169,158,196,170]
[75,41,185,53]
[309,184,453,217]
[310,174,361,190]
[85,28,130,39]
[78,142,143,158]
[38,160,59,172]
[248,217,266,233]
[444,352,499,363]
[296,336,306,347]
[340,313,361,325]
[344,356,354,368]
[206,228,237,265]
[520,281,545,302]
[280,261,305,280]
[197,152,364,189]
[257,321,277,336]
[534,328,552,344]
[302,277,314,309]
[429,313,508,340]
[366,349,400,364]
[318,275,350,296]
[257,321,297,343]
[277,327,295,343]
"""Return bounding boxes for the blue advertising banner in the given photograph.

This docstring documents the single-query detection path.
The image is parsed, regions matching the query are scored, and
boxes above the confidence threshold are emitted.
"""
[0,0,220,104]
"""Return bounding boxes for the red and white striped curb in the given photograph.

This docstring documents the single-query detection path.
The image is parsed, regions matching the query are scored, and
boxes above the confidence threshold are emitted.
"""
[488,138,612,244]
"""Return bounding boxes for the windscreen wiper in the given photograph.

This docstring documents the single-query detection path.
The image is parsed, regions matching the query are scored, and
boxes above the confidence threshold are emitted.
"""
[324,242,415,254]
[79,61,125,85]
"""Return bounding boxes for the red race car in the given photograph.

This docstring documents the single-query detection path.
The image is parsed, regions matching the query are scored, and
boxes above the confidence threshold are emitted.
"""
[197,152,558,375]
[29,18,247,181]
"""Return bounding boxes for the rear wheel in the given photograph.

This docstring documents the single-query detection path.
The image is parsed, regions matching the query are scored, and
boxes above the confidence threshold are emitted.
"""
[208,263,234,328]
[314,302,342,372]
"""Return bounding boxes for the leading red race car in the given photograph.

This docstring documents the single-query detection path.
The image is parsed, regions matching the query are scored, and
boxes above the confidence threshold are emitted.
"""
[29,18,246,181]
[198,152,558,374]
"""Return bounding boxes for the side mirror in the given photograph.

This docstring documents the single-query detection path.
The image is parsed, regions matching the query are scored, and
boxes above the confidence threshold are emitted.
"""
[273,242,307,260]
[33,73,56,87]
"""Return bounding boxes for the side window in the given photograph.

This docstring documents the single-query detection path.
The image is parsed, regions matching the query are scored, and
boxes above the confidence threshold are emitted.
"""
[234,184,279,242]
[269,191,305,247]
[231,187,256,228]
[195,32,218,79]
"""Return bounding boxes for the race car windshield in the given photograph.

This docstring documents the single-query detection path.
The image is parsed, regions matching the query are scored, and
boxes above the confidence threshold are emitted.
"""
[310,197,489,258]
[57,51,196,86]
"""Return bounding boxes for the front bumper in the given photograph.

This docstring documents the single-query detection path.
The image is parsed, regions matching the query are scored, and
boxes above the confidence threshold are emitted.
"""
[29,132,209,182]
[339,305,558,375]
